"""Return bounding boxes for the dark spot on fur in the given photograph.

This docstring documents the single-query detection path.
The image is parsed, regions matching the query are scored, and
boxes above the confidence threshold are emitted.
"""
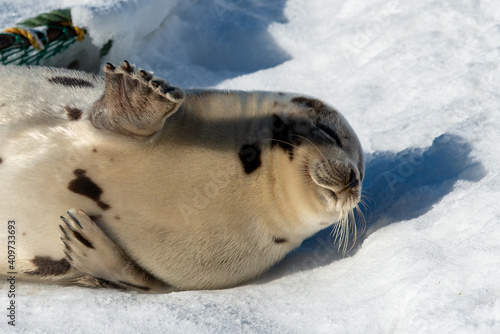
[0,157,2,164]
[68,169,110,210]
[271,114,295,160]
[238,143,262,174]
[92,148,98,153]
[73,231,94,249]
[48,76,94,88]
[273,237,287,244]
[271,114,291,150]
[22,232,26,236]
[65,106,83,121]
[317,123,342,148]
[114,215,120,220]
[25,256,71,276]
[89,214,102,221]
[118,280,151,291]
[98,201,110,210]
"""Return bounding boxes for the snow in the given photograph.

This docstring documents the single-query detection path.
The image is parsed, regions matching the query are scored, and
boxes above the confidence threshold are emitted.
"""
[1,0,500,333]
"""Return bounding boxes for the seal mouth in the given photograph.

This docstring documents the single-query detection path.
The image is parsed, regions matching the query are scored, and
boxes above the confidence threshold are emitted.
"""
[327,189,338,201]
[306,168,339,203]
[301,154,365,255]
[306,166,365,254]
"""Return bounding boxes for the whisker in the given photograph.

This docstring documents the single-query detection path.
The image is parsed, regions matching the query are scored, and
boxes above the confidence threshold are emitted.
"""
[291,134,351,186]
[328,200,369,255]
[358,199,372,222]
[322,165,344,184]
[360,191,375,206]
[291,134,329,163]
[354,205,367,236]
[264,138,301,151]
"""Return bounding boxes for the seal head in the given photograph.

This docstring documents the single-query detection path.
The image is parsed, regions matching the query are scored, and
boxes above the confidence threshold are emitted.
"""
[270,95,364,251]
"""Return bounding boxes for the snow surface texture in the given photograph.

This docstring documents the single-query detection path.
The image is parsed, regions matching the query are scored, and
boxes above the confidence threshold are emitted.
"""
[1,0,500,333]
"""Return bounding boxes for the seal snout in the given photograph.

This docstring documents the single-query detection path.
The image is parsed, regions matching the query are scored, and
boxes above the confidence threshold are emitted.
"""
[347,169,359,189]
[309,159,362,210]
[325,169,359,203]
[310,161,360,190]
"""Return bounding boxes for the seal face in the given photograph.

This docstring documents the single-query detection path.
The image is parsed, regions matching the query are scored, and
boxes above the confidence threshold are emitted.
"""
[0,61,363,293]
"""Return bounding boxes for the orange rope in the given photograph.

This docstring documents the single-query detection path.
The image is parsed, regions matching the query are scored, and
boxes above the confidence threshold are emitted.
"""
[3,27,43,50]
[60,21,86,42]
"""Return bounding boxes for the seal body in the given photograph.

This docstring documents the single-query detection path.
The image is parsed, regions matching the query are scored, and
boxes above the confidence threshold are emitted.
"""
[0,62,363,292]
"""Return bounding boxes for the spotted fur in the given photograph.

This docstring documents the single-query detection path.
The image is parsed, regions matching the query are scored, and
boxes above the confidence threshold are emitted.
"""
[25,256,71,276]
[48,76,94,88]
[65,106,83,121]
[273,237,287,244]
[0,61,363,293]
[68,169,110,210]
[238,143,262,174]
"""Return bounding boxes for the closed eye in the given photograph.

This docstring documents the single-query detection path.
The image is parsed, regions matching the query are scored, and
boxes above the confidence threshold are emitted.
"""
[317,124,342,147]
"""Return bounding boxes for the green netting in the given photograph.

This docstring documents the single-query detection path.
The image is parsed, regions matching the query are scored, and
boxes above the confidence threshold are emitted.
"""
[1,8,114,66]
[0,9,84,66]
[0,27,78,66]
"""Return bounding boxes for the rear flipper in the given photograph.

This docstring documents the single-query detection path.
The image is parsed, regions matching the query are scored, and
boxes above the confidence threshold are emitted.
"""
[59,209,172,293]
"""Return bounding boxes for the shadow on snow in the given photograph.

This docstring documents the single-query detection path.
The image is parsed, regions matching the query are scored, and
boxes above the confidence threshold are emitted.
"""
[260,133,487,282]
[146,0,291,87]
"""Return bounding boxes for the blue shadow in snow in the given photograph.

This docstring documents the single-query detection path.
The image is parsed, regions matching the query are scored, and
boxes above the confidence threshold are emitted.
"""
[360,133,486,229]
[149,0,291,87]
[180,1,289,72]
[261,133,487,279]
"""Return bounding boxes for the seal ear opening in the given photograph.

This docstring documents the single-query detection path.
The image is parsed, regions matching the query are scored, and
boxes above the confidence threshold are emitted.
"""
[90,61,185,137]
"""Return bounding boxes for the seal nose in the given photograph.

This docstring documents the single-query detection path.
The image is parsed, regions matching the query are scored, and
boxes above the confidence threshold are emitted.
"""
[347,169,359,189]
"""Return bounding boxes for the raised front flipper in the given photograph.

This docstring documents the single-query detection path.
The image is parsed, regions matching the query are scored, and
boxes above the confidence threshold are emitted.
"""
[90,61,185,137]
[59,209,173,293]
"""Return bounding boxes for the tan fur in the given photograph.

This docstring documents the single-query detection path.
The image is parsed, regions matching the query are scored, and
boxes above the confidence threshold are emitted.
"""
[0,62,363,292]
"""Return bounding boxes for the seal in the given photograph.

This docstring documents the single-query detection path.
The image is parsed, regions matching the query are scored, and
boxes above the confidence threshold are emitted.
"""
[0,61,364,293]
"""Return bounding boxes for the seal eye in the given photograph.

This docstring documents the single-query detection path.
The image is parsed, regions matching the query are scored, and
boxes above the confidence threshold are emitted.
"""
[316,124,342,147]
